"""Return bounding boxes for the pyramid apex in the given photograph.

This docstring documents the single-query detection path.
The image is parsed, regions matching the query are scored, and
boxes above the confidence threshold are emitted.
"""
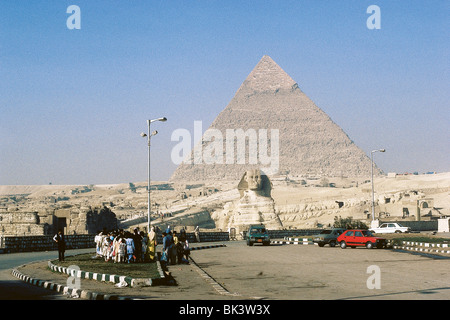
[238,56,297,94]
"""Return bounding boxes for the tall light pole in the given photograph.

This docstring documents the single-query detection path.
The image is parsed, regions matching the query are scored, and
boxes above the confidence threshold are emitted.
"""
[371,148,385,227]
[141,117,167,233]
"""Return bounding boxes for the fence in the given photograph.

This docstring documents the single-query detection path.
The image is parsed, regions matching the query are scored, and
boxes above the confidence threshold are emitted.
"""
[1,229,325,253]
[0,235,95,253]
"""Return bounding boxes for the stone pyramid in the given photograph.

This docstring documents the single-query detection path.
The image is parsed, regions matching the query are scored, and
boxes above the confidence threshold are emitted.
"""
[170,55,382,182]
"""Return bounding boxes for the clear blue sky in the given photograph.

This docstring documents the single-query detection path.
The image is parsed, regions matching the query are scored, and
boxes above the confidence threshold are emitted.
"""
[1,1,448,185]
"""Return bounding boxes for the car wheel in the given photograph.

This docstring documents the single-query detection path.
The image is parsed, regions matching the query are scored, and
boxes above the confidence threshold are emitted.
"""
[366,242,374,249]
[248,241,253,246]
[395,230,401,233]
[340,241,347,249]
[329,241,336,247]
[318,243,325,247]
[263,241,270,246]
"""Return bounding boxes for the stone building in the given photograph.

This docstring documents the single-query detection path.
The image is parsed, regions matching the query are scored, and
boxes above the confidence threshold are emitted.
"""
[0,205,118,236]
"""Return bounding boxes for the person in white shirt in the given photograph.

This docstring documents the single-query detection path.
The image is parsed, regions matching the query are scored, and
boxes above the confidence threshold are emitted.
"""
[53,230,66,261]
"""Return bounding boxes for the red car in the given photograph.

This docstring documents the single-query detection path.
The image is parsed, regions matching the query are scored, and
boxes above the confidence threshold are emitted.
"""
[337,229,387,249]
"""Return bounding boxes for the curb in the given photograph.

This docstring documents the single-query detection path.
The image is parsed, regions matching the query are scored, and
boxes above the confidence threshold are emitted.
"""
[401,240,449,248]
[190,244,227,251]
[47,260,166,287]
[393,245,450,255]
[11,266,134,300]
[272,237,316,245]
[392,241,450,255]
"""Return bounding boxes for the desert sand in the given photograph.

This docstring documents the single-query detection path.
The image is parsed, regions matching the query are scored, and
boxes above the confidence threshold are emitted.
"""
[1,172,449,233]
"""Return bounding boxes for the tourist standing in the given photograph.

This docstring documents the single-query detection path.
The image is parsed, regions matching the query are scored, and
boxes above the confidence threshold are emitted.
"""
[117,237,126,263]
[125,232,135,263]
[94,231,102,257]
[183,237,190,263]
[194,226,200,242]
[146,226,157,262]
[140,231,148,262]
[172,231,181,264]
[53,230,66,262]
[133,228,142,263]
[162,231,173,265]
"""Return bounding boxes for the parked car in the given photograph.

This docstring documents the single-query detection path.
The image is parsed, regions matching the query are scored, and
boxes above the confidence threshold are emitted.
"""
[313,228,346,247]
[369,222,410,234]
[337,229,387,249]
[246,224,270,246]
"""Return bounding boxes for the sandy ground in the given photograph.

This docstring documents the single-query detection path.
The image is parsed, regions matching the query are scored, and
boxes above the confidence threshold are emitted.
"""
[1,172,449,232]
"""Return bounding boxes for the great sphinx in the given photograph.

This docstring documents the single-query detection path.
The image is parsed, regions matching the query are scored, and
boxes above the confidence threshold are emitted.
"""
[228,169,283,233]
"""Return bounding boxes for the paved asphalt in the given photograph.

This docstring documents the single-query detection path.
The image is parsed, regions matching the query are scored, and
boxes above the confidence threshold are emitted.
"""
[2,239,450,301]
[0,248,93,300]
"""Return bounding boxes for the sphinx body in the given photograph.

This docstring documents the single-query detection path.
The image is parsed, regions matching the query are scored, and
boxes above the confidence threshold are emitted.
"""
[222,169,283,234]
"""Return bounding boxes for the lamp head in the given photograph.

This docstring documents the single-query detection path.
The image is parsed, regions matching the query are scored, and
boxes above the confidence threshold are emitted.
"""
[140,132,147,137]
[148,117,167,124]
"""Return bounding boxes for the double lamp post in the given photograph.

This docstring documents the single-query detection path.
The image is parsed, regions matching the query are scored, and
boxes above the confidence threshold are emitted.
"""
[141,117,167,233]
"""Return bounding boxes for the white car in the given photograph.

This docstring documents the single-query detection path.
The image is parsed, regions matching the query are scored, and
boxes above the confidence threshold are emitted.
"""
[369,223,410,234]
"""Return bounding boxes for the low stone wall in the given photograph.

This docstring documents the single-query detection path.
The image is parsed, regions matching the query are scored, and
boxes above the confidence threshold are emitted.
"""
[268,229,322,239]
[0,229,322,253]
[0,235,95,253]
[0,232,230,253]
[156,232,230,243]
[389,220,438,231]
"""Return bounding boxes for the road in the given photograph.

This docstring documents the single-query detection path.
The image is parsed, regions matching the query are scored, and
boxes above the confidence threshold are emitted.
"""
[2,242,450,300]
[0,248,93,300]
[190,241,450,300]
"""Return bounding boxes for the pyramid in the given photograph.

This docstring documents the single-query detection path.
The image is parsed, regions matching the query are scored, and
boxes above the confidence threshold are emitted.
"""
[170,55,382,182]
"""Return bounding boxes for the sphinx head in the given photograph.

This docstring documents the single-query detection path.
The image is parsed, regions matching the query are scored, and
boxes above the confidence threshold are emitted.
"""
[245,169,262,191]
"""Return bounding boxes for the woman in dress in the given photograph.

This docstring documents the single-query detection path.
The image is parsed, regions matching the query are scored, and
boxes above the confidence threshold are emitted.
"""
[146,226,157,262]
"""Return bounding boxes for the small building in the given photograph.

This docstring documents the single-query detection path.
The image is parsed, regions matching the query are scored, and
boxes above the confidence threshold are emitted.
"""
[0,205,118,236]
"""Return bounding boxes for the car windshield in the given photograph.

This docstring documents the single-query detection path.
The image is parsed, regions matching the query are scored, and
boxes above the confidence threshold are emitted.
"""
[396,223,404,227]
[251,228,266,234]
[362,230,374,237]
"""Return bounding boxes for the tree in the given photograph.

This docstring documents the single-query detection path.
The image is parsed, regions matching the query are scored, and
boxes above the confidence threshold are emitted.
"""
[333,216,368,229]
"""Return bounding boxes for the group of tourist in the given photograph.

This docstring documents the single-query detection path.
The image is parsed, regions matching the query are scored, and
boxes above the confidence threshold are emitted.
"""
[94,227,157,263]
[161,227,190,266]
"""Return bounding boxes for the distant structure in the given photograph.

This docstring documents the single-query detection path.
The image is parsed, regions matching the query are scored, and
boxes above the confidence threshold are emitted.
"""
[0,206,118,236]
[170,55,382,182]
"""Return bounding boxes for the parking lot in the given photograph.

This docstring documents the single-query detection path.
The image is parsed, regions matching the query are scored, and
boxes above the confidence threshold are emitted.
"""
[190,241,450,300]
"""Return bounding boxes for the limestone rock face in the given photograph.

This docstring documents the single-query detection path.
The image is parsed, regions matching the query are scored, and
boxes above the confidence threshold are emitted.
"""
[171,55,381,182]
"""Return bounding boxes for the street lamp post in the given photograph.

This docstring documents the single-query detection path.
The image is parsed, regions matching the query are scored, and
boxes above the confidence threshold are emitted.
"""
[371,148,385,228]
[141,117,167,233]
